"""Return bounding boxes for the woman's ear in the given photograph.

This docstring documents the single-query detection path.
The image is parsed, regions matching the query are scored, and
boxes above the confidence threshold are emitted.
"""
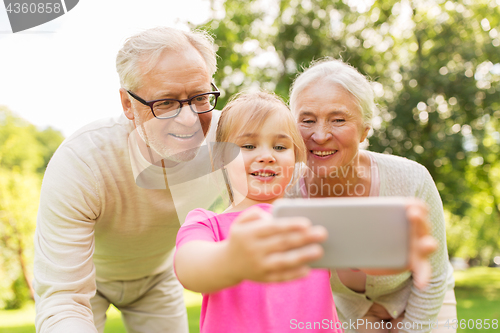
[360,125,371,142]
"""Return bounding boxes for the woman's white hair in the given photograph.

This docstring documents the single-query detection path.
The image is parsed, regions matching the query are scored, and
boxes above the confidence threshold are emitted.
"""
[116,27,217,91]
[289,58,375,127]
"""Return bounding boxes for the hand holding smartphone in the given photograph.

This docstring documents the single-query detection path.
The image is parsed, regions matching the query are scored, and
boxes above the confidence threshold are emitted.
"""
[273,197,410,269]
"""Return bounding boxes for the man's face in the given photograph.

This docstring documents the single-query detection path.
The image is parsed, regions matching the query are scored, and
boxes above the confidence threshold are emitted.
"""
[121,46,212,166]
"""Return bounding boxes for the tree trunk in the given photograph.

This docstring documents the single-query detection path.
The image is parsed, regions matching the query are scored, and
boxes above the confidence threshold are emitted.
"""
[17,236,34,300]
[2,214,35,301]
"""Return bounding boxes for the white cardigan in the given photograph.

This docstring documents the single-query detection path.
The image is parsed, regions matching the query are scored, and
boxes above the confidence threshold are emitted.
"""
[290,151,454,333]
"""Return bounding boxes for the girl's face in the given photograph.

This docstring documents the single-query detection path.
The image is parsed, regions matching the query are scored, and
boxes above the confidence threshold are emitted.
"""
[225,111,296,205]
[295,80,370,177]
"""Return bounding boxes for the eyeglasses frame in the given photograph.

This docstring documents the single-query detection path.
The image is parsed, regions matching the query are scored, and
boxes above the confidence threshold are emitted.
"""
[127,83,221,119]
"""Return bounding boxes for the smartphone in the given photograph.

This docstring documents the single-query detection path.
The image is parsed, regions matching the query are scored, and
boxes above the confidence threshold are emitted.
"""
[273,197,410,269]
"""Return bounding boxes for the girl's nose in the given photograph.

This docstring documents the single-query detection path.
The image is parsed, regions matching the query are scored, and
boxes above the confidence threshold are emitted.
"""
[257,148,276,163]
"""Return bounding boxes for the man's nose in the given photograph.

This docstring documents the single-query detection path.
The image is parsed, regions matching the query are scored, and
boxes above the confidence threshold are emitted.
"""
[174,103,199,127]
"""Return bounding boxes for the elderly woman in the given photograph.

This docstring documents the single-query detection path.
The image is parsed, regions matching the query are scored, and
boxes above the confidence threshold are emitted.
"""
[289,59,456,333]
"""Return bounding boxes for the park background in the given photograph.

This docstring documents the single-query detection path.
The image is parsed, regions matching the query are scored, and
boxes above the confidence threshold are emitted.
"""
[1,0,499,331]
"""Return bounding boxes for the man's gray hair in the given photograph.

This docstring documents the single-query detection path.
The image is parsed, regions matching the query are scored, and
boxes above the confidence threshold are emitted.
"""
[289,58,375,127]
[116,27,217,91]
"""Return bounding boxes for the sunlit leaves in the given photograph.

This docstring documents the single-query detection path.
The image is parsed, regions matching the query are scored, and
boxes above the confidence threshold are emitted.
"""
[0,106,63,308]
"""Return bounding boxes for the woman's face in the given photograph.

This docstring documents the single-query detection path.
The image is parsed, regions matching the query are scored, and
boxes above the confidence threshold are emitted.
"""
[294,80,370,177]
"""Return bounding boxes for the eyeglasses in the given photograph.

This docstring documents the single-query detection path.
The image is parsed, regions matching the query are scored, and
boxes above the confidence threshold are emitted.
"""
[127,83,221,119]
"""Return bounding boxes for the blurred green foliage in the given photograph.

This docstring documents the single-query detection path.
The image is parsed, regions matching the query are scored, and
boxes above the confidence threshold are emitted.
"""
[0,106,64,309]
[194,0,500,264]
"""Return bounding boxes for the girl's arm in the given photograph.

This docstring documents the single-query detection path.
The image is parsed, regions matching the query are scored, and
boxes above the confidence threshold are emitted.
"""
[175,207,327,293]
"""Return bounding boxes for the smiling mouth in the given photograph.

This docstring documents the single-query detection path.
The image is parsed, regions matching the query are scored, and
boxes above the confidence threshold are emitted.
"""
[250,171,277,177]
[311,150,337,157]
[169,132,196,139]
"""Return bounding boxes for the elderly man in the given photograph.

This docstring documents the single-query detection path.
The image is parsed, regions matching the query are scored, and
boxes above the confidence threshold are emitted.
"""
[33,27,221,333]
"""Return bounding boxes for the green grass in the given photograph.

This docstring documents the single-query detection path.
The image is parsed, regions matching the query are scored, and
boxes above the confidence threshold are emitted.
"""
[454,267,500,333]
[0,290,202,333]
[100,304,202,333]
[1,268,499,333]
[0,302,35,333]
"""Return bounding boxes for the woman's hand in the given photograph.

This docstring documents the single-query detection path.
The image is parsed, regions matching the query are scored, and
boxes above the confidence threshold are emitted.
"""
[406,199,438,289]
[360,199,437,289]
[225,206,328,283]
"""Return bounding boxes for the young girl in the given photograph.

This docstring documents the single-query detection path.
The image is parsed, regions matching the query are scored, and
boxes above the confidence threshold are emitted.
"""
[174,91,343,333]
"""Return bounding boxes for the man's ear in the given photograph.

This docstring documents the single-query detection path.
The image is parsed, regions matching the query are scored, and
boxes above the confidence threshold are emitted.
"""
[120,88,134,120]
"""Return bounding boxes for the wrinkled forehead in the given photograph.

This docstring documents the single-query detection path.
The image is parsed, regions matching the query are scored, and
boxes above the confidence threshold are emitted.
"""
[136,47,210,87]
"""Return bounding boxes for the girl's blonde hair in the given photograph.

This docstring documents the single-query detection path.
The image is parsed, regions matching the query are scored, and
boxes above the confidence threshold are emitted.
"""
[214,91,306,166]
[212,91,306,200]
